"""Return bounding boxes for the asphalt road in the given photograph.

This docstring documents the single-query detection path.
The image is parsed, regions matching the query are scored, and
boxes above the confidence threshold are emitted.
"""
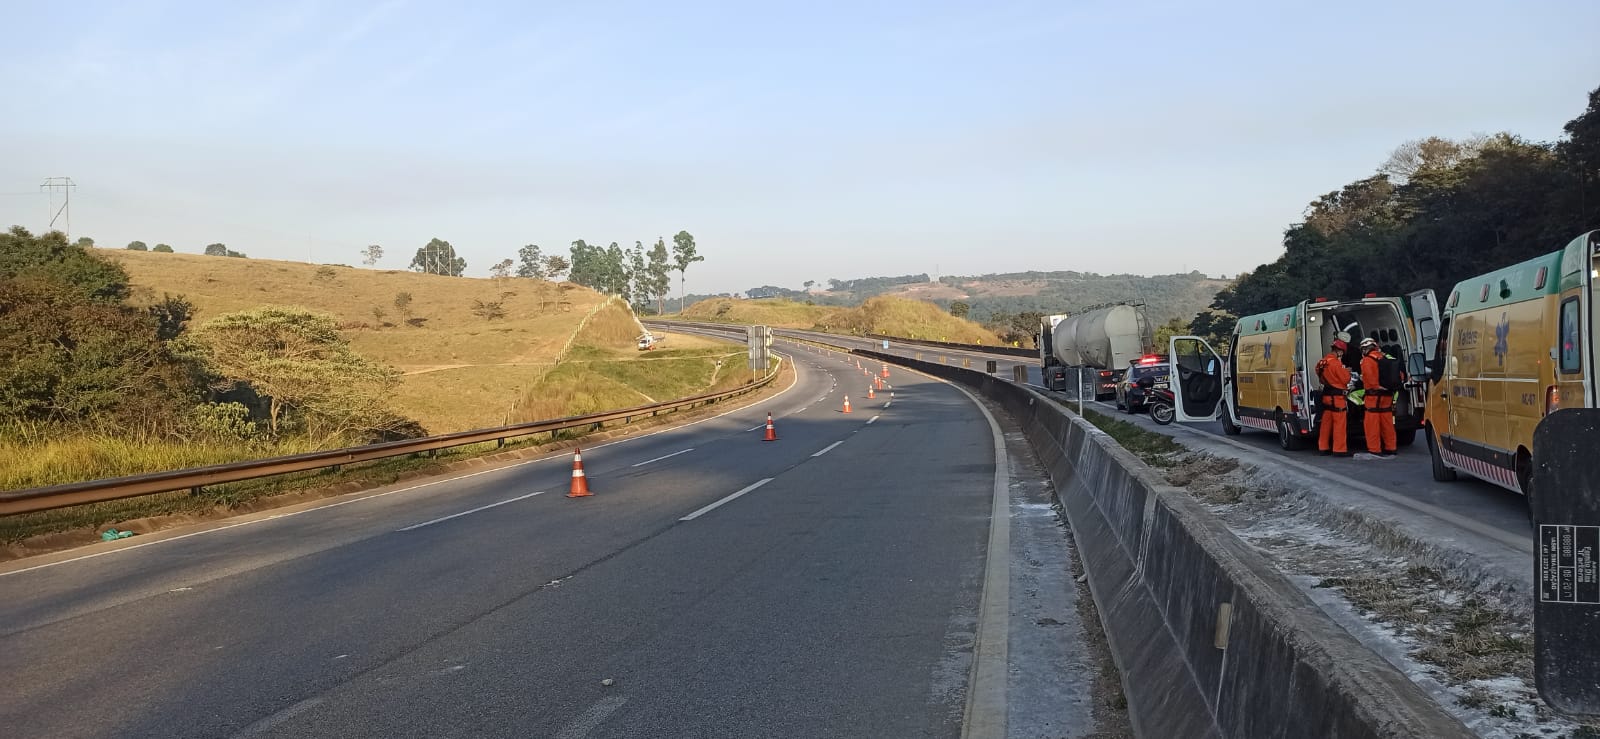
[662,323,1534,541]
[0,341,1106,738]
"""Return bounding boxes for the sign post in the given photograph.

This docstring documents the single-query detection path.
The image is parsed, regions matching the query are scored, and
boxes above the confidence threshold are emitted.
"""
[1532,409,1600,718]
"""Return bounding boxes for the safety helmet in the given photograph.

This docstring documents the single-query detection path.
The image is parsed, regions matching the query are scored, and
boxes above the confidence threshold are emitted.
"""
[1332,339,1348,351]
[1360,337,1378,350]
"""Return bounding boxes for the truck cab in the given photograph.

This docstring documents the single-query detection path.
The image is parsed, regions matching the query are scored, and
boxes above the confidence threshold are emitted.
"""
[1167,291,1439,450]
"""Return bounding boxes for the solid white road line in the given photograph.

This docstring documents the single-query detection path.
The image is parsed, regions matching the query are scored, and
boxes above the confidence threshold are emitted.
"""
[747,424,766,432]
[631,448,695,467]
[553,696,628,739]
[396,491,546,532]
[811,441,844,457]
[946,383,1011,739]
[678,478,774,522]
[867,415,879,425]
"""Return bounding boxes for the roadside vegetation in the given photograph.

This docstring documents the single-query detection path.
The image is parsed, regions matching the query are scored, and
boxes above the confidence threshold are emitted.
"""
[2,236,750,497]
[1191,85,1600,345]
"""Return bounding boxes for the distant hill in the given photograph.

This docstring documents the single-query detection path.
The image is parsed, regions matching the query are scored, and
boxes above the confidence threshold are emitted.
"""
[683,295,1005,344]
[696,271,1231,326]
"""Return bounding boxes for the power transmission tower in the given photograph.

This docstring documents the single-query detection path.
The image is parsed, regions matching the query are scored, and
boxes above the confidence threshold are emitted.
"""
[40,177,76,236]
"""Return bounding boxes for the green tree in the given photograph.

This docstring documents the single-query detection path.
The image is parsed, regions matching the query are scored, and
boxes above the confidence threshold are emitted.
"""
[409,238,466,276]
[490,258,514,280]
[74,236,94,248]
[204,243,228,256]
[361,244,384,267]
[948,300,971,319]
[671,230,702,312]
[126,240,148,251]
[1152,317,1191,352]
[192,307,409,440]
[647,237,672,315]
[567,240,603,288]
[0,226,130,302]
[516,244,545,279]
[393,291,413,316]
[152,243,174,253]
[604,242,628,298]
[628,241,649,311]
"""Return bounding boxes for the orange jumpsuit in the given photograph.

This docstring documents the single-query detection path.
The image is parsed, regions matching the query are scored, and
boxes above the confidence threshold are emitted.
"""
[1361,349,1397,454]
[1315,351,1350,454]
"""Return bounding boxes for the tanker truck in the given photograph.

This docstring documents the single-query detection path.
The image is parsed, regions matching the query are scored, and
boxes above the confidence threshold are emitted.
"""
[1039,305,1154,399]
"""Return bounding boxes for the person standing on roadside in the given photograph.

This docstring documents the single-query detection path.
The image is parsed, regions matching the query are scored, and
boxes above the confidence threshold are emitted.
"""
[1316,336,1353,457]
[1358,337,1398,457]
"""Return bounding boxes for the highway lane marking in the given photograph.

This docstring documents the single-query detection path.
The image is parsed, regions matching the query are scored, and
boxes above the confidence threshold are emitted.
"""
[811,441,845,457]
[553,696,628,739]
[396,491,546,531]
[233,697,325,737]
[867,415,879,424]
[0,351,814,579]
[945,382,1011,739]
[631,448,695,467]
[679,478,774,521]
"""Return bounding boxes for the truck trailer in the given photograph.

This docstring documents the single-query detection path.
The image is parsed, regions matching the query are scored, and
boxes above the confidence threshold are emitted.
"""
[1039,305,1154,399]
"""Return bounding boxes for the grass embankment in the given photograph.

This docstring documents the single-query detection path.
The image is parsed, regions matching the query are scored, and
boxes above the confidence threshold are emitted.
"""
[683,294,1005,344]
[1079,408,1183,467]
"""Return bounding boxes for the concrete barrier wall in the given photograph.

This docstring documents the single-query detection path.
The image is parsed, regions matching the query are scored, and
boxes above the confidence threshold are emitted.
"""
[858,350,1471,738]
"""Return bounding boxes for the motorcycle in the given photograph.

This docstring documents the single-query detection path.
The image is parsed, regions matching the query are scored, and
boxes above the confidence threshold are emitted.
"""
[1138,377,1176,425]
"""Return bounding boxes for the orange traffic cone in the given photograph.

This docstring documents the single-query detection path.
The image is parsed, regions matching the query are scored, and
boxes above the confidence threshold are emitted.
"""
[842,396,852,414]
[868,385,876,399]
[567,448,592,498]
[881,364,890,378]
[763,412,778,442]
[874,376,883,390]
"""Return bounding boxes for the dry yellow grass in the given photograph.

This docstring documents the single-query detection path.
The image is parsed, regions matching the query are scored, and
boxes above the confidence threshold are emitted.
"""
[681,297,841,328]
[103,251,751,434]
[685,294,1004,344]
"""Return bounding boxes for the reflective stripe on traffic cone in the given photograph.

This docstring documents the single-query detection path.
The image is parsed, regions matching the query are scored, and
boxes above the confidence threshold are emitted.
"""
[567,448,592,498]
[842,396,852,414]
[867,385,876,399]
[881,364,889,378]
[763,412,778,441]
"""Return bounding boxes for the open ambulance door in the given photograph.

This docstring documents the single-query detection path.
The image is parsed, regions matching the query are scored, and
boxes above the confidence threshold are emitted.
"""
[1406,289,1441,363]
[1169,336,1225,423]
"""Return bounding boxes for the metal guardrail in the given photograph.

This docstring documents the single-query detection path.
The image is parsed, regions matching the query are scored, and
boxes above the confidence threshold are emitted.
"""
[863,334,1035,358]
[0,364,781,517]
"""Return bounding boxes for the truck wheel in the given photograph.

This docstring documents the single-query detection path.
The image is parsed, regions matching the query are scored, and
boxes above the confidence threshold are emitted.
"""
[1220,404,1242,436]
[1276,412,1303,451]
[1427,427,1457,482]
[1394,428,1417,447]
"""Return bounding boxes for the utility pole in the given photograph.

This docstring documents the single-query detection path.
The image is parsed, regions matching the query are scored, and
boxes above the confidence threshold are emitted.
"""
[39,177,76,236]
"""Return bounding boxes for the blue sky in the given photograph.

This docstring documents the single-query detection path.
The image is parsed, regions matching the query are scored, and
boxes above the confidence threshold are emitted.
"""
[2,0,1597,294]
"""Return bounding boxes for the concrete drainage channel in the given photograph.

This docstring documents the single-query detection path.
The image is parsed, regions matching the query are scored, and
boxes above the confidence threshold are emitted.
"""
[853,349,1474,738]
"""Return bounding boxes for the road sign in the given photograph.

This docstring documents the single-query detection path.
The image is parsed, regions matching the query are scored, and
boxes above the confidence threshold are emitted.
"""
[1532,409,1600,718]
[746,325,771,371]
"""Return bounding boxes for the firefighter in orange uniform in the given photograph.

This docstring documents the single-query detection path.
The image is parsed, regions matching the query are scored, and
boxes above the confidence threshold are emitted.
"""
[1315,336,1352,456]
[1359,337,1398,457]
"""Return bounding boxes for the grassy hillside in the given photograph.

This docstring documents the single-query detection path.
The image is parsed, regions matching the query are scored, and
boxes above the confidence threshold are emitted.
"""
[681,297,840,328]
[104,250,746,435]
[814,295,1006,344]
[684,294,1005,345]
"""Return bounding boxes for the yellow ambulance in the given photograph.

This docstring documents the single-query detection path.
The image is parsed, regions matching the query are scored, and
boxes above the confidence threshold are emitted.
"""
[1425,230,1598,497]
[1168,292,1440,450]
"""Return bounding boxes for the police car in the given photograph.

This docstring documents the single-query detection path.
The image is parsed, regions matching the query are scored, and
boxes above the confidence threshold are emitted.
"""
[1114,354,1170,413]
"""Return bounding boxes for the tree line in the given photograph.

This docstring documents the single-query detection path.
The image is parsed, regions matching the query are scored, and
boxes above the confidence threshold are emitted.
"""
[1193,85,1600,345]
[391,230,703,315]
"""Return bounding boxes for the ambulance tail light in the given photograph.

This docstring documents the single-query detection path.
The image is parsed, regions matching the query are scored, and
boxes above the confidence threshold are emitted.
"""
[1289,375,1304,414]
[1546,386,1561,416]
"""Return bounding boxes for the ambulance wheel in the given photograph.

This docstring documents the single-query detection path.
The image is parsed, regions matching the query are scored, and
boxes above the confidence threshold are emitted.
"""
[1427,427,1457,482]
[1276,412,1303,451]
[1394,428,1416,448]
[1220,406,1242,436]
